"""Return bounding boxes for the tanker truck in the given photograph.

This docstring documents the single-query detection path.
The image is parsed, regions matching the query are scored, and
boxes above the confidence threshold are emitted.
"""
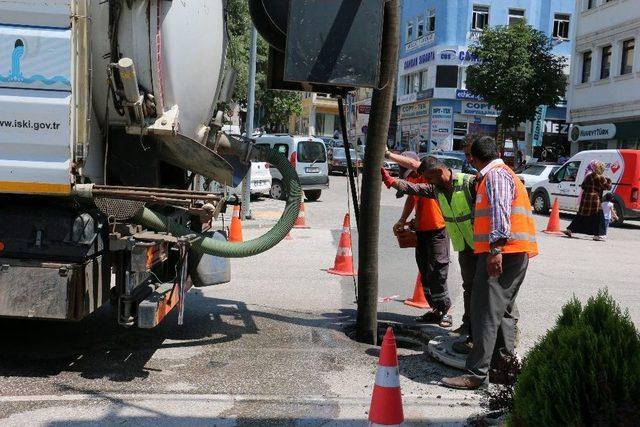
[0,0,302,327]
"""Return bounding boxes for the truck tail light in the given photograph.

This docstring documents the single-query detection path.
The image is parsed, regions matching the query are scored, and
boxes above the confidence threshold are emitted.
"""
[264,163,270,169]
[632,187,639,202]
[289,152,297,168]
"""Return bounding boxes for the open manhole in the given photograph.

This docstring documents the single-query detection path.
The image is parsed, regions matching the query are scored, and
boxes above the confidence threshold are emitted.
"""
[343,322,433,351]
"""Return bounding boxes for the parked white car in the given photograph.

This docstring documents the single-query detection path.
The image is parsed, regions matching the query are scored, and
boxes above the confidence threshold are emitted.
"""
[254,135,329,201]
[517,163,560,192]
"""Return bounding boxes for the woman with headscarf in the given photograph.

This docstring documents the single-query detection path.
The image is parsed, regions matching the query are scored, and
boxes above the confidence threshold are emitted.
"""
[564,160,612,240]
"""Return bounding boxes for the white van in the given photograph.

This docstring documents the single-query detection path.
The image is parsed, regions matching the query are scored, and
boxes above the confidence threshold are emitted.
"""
[254,135,329,201]
[530,149,640,225]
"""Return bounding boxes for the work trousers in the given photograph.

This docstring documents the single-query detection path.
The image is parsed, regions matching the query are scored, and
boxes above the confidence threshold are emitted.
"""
[466,253,529,382]
[458,249,478,337]
[415,228,451,313]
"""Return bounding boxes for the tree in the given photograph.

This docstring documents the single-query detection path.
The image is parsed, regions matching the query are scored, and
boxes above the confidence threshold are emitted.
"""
[225,0,301,131]
[465,22,567,132]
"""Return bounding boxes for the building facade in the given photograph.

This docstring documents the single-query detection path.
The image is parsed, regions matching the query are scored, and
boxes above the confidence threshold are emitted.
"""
[289,93,340,137]
[397,0,574,155]
[567,0,640,154]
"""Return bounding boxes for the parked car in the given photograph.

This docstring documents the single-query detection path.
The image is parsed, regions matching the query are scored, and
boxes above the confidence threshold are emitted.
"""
[530,149,640,225]
[383,159,400,176]
[254,135,329,202]
[211,162,272,198]
[517,163,560,193]
[419,153,465,174]
[329,147,362,175]
[436,150,477,174]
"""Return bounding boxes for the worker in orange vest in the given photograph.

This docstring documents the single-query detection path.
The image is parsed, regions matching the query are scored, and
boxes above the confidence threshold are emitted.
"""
[441,136,538,390]
[393,151,452,328]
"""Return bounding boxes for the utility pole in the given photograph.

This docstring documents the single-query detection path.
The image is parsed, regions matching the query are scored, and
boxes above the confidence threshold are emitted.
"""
[242,25,258,220]
[356,0,399,345]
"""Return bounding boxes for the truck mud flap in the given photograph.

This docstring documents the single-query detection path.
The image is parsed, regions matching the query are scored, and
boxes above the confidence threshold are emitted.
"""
[0,257,109,321]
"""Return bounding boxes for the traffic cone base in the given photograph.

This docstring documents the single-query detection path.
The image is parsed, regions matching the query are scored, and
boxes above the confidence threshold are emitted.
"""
[368,327,404,426]
[328,214,356,276]
[543,198,564,235]
[229,205,244,243]
[404,274,429,309]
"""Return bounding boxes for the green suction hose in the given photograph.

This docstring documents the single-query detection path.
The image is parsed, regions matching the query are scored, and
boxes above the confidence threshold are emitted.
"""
[134,147,301,258]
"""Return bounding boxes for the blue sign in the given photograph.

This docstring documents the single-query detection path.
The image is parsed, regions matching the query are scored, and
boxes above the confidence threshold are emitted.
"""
[403,50,436,71]
[455,89,483,101]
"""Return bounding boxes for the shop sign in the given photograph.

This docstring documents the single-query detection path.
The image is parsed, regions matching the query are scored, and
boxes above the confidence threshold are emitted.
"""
[531,105,547,148]
[544,121,569,135]
[399,101,430,119]
[357,104,371,115]
[406,32,435,52]
[416,88,434,100]
[461,101,499,117]
[455,89,483,101]
[569,124,616,142]
[430,106,453,151]
[402,50,436,72]
[397,93,417,105]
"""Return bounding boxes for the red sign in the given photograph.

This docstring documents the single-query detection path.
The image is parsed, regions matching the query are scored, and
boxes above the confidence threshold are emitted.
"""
[358,105,371,115]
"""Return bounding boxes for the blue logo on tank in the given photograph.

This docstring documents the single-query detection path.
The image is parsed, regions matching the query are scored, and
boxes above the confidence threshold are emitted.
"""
[0,39,71,87]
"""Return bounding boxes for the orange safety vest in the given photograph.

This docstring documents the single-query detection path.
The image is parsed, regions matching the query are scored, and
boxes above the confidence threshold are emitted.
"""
[410,176,446,232]
[474,164,538,257]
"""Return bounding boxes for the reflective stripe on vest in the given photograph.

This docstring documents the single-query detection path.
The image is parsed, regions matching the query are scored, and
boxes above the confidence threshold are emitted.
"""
[474,165,539,257]
[436,174,475,252]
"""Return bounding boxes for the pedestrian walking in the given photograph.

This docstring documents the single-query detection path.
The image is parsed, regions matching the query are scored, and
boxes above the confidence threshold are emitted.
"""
[382,151,477,345]
[563,160,612,241]
[440,136,538,390]
[384,152,453,328]
[600,193,619,240]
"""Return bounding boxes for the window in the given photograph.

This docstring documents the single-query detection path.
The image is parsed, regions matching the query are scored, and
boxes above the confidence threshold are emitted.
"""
[435,65,459,88]
[417,15,424,38]
[403,75,411,95]
[508,9,525,26]
[297,141,327,163]
[420,70,429,91]
[553,14,570,39]
[472,5,489,30]
[556,161,581,182]
[274,144,289,158]
[587,0,596,10]
[581,51,592,83]
[621,39,635,75]
[427,9,436,32]
[600,45,612,79]
[413,72,421,92]
[406,21,414,41]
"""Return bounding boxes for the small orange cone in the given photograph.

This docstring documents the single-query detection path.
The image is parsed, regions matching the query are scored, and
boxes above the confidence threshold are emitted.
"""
[229,205,244,243]
[404,273,429,309]
[293,193,310,229]
[369,327,404,426]
[327,213,356,276]
[543,198,563,235]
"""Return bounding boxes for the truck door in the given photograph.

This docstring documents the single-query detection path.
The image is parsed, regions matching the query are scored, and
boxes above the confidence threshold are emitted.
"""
[554,161,582,210]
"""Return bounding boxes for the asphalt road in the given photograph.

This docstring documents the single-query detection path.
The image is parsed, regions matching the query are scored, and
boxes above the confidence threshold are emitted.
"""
[0,174,638,426]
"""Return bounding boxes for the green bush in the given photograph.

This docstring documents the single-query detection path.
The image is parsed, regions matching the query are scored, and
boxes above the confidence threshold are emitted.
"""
[511,290,640,426]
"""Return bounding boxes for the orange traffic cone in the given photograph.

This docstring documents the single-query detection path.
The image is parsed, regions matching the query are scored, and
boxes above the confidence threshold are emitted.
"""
[327,213,356,276]
[369,327,404,426]
[404,273,429,309]
[543,198,563,235]
[229,205,244,242]
[293,194,310,229]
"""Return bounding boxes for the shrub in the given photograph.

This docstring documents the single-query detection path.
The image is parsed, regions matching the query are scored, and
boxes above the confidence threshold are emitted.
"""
[511,290,640,426]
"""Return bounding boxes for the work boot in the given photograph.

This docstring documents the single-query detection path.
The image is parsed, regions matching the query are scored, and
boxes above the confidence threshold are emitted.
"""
[441,375,487,390]
[451,324,469,336]
[452,338,473,355]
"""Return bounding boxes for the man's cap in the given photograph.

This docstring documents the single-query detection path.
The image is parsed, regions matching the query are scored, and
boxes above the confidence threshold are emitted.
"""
[399,151,420,179]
